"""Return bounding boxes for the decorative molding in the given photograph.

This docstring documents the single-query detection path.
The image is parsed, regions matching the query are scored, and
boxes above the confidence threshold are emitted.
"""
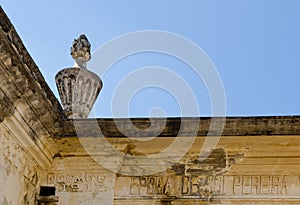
[2,114,53,169]
[0,6,65,168]
[55,68,102,119]
[54,116,300,138]
[115,175,300,200]
[0,6,64,133]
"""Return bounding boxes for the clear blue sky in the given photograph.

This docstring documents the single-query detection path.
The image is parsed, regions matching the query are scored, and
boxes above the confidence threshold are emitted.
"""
[1,1,300,117]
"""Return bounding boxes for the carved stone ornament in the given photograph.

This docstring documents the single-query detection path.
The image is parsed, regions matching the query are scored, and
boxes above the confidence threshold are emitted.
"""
[55,34,102,118]
[70,34,91,69]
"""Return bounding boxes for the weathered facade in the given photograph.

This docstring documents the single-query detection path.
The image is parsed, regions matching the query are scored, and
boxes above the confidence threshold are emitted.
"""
[1,6,300,205]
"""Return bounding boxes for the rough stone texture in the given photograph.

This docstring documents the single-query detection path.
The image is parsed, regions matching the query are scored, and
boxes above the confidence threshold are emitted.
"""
[0,6,64,204]
[53,116,300,138]
[70,34,91,69]
[36,196,59,205]
[0,124,40,205]
[49,132,300,204]
[0,88,14,122]
[55,33,102,119]
[0,6,64,142]
[55,67,102,119]
[43,163,115,205]
[47,116,300,204]
[2,5,300,205]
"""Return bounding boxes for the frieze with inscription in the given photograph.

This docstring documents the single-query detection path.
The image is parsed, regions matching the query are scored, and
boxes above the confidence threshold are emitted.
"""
[47,173,107,192]
[233,175,288,195]
[115,175,300,199]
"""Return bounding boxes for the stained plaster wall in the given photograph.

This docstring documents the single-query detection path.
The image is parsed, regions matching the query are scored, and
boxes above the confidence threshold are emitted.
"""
[0,124,40,205]
[2,5,300,205]
[0,6,63,205]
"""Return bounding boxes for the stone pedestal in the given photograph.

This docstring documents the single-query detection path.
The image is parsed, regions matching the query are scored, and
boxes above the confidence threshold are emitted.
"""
[55,68,102,118]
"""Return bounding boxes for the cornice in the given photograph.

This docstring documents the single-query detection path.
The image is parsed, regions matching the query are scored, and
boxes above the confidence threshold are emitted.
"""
[0,6,65,168]
[54,116,300,138]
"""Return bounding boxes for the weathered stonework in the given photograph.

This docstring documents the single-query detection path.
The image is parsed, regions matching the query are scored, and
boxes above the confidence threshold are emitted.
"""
[0,6,63,204]
[2,5,300,205]
[55,68,102,119]
[48,117,300,204]
[55,34,102,119]
[36,196,59,205]
[0,122,40,205]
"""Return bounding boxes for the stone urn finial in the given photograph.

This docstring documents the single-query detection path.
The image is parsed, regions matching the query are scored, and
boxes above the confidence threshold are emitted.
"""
[55,34,102,118]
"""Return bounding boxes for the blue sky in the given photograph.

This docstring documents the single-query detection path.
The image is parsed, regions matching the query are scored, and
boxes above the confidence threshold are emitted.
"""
[1,1,300,117]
